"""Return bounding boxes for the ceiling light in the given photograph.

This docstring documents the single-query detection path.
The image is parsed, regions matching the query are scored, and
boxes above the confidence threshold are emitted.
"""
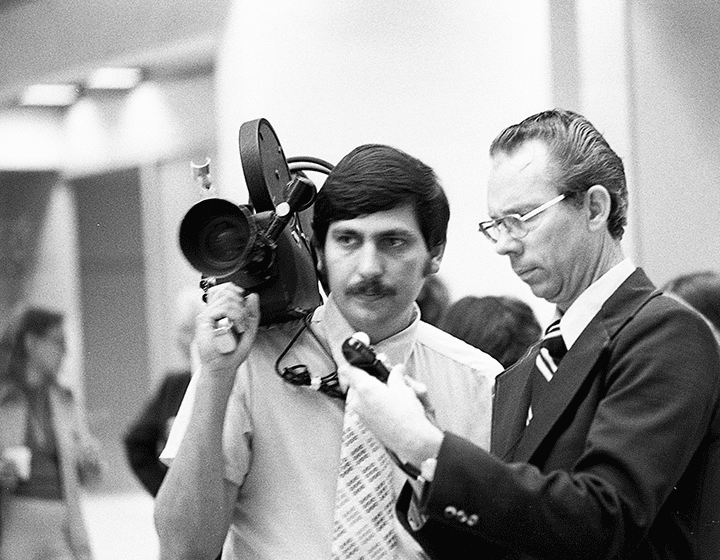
[20,84,81,107]
[85,67,144,90]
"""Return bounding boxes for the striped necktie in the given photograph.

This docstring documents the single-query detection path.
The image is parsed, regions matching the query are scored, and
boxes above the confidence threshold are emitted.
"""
[527,320,567,425]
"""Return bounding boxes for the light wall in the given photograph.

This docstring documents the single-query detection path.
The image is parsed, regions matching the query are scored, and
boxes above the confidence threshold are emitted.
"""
[0,76,216,175]
[629,2,720,285]
[215,0,559,324]
[214,0,720,324]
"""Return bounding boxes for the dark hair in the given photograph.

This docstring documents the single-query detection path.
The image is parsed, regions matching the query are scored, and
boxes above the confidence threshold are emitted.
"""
[0,306,64,388]
[662,271,720,331]
[440,295,542,368]
[312,144,450,251]
[489,109,628,239]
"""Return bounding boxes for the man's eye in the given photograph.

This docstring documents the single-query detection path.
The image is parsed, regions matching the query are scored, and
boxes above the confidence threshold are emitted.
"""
[335,234,358,247]
[380,237,407,249]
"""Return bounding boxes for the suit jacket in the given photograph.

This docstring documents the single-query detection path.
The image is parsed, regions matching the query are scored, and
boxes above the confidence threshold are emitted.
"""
[398,269,720,559]
[123,370,191,496]
[0,383,100,560]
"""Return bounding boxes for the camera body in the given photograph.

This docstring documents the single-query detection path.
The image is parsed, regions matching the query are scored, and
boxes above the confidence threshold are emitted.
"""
[179,118,326,325]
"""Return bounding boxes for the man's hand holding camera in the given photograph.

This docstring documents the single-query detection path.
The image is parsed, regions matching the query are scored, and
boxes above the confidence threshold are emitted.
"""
[196,283,261,382]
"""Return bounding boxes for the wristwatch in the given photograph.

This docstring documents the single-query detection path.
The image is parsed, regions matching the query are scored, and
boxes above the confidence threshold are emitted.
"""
[391,452,438,484]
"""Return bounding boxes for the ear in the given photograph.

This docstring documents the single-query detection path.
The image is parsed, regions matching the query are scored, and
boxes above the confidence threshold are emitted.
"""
[585,185,612,232]
[314,247,324,274]
[310,237,324,272]
[427,243,446,275]
[313,244,330,294]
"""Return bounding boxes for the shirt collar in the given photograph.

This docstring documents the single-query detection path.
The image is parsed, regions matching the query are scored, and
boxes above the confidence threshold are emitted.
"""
[311,294,421,372]
[559,258,636,349]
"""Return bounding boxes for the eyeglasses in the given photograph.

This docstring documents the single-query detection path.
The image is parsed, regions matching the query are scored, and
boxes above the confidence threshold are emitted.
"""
[478,194,566,242]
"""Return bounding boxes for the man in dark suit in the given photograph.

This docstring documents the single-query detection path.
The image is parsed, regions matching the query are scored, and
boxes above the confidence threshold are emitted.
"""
[124,287,202,495]
[341,109,720,559]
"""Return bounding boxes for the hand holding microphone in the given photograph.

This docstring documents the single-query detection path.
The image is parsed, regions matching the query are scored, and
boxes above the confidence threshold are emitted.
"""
[341,332,390,382]
[341,332,443,473]
[342,332,435,418]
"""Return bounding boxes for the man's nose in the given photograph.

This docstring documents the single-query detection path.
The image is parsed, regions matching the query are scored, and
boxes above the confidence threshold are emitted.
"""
[493,229,520,256]
[356,244,384,276]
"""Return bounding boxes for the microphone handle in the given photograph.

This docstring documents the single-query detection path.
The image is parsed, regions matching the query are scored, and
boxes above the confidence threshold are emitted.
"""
[341,336,390,383]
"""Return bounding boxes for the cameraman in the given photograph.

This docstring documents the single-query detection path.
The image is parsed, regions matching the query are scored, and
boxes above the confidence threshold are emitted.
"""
[154,144,502,560]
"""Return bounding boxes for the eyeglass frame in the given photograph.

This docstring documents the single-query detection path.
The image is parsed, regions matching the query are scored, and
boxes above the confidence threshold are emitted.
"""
[478,193,566,242]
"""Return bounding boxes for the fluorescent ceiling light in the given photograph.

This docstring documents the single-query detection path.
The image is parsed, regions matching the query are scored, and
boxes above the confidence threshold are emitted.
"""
[20,84,80,107]
[86,67,143,90]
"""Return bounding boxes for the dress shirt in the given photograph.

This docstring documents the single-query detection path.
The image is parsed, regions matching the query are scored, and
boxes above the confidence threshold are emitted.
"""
[560,258,636,349]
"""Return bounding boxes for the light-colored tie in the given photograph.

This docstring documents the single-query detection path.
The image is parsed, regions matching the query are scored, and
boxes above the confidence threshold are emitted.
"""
[527,320,567,425]
[331,398,398,560]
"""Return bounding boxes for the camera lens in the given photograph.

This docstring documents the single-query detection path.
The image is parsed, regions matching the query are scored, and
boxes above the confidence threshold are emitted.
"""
[179,199,257,278]
[202,217,247,266]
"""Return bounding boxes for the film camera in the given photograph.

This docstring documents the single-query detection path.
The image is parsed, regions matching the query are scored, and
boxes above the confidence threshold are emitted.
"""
[179,118,332,326]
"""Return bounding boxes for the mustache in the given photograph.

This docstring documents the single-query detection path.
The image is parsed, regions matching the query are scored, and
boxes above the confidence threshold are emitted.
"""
[345,279,396,298]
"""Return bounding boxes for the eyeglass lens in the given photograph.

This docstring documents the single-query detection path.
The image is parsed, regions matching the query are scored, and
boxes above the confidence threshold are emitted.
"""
[480,216,524,241]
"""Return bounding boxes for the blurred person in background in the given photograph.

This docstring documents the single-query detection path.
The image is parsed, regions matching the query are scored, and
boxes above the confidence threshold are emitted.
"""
[124,287,205,497]
[662,270,720,334]
[0,306,103,560]
[440,295,541,368]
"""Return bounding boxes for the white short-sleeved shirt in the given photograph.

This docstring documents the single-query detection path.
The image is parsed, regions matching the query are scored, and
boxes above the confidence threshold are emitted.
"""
[163,295,502,559]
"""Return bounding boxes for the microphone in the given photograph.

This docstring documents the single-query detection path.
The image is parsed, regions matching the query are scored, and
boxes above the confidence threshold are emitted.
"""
[341,332,390,383]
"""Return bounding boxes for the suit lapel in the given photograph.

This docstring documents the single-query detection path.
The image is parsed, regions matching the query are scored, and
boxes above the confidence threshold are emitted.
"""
[493,269,661,463]
[513,320,609,461]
